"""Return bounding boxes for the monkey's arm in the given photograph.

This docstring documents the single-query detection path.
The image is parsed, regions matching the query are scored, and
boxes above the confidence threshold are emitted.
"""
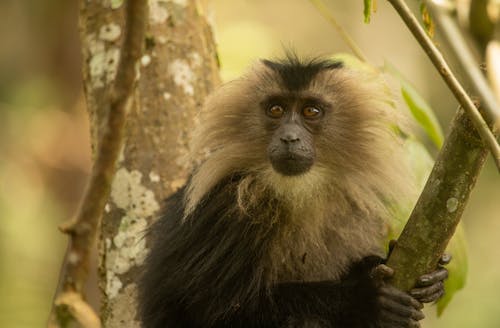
[262,256,426,328]
[268,256,385,327]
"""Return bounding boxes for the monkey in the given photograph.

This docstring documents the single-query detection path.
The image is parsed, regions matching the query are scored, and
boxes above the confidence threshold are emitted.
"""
[137,54,450,328]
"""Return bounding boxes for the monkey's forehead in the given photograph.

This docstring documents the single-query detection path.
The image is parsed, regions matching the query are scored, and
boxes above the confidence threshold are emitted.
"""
[260,56,343,92]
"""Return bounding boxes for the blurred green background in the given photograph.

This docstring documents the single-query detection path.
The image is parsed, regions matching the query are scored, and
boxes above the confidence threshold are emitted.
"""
[0,0,498,327]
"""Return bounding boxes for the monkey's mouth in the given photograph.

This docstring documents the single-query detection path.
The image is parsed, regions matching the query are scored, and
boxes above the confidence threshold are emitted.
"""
[269,151,314,176]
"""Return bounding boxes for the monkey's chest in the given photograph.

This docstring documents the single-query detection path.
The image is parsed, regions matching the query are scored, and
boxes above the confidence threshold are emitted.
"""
[271,223,383,283]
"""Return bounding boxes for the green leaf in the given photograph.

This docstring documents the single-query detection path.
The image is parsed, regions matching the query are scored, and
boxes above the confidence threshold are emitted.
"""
[384,62,444,148]
[364,0,372,23]
[363,0,378,23]
[401,83,444,148]
[387,137,434,239]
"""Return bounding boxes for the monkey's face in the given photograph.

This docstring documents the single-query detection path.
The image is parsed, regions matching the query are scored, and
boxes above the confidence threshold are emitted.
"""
[262,94,326,176]
[186,57,408,213]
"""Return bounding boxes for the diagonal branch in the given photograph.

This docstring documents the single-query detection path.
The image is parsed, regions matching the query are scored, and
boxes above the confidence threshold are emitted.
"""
[424,0,500,139]
[387,0,500,171]
[48,0,148,326]
[386,108,489,291]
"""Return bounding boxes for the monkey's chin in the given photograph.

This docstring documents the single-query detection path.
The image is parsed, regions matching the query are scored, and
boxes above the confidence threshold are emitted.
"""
[269,156,314,176]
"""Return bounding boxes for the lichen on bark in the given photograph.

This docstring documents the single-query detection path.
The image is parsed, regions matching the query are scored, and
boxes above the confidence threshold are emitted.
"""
[79,0,220,326]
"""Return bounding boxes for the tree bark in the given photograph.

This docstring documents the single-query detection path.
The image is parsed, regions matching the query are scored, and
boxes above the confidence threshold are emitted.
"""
[386,108,488,290]
[79,1,220,327]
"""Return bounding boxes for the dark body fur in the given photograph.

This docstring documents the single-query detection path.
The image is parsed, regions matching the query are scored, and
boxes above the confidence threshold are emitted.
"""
[140,177,384,327]
[138,56,418,327]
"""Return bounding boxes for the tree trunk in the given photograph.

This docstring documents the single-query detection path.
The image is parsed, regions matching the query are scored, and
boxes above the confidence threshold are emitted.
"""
[79,1,220,326]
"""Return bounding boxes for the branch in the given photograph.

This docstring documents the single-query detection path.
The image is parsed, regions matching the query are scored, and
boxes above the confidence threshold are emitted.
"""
[424,0,500,149]
[387,0,500,171]
[487,40,500,102]
[469,0,494,51]
[386,108,489,290]
[48,0,147,326]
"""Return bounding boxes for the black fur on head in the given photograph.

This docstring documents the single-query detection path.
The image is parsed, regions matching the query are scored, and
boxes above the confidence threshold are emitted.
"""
[261,52,343,91]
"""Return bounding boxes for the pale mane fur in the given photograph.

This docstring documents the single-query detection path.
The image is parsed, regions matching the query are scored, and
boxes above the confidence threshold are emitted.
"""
[184,59,414,279]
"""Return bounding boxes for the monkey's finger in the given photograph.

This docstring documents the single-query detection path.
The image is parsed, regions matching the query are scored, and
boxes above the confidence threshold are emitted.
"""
[371,264,394,283]
[416,268,448,287]
[377,295,425,320]
[416,289,445,304]
[410,281,444,301]
[438,253,452,266]
[379,309,422,328]
[379,286,424,310]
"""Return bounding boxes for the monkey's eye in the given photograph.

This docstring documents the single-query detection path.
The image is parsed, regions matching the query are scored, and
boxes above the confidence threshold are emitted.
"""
[267,105,285,118]
[302,106,322,118]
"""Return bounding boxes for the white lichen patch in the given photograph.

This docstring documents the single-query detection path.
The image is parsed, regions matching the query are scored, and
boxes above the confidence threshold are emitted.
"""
[107,216,149,273]
[141,54,152,67]
[149,171,160,182]
[106,238,112,250]
[111,168,160,218]
[68,251,80,265]
[446,197,458,213]
[89,51,106,85]
[104,48,120,82]
[88,34,105,54]
[87,33,121,88]
[171,0,187,6]
[111,0,124,9]
[105,216,150,297]
[105,168,159,285]
[169,59,195,95]
[188,52,202,67]
[150,0,170,24]
[135,60,142,82]
[157,35,168,44]
[163,92,172,101]
[106,271,123,299]
[99,23,121,42]
[102,0,124,9]
[106,284,141,328]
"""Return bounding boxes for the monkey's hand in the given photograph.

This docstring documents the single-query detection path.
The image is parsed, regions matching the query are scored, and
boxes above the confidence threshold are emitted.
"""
[385,241,450,304]
[371,264,424,328]
[409,253,451,304]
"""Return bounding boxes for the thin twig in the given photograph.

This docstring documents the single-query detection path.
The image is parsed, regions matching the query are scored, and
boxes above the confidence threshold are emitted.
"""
[308,0,368,62]
[48,0,148,326]
[425,1,500,138]
[487,40,500,102]
[387,0,500,171]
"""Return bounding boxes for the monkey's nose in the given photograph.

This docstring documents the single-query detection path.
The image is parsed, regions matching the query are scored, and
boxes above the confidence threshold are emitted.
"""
[280,134,300,144]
